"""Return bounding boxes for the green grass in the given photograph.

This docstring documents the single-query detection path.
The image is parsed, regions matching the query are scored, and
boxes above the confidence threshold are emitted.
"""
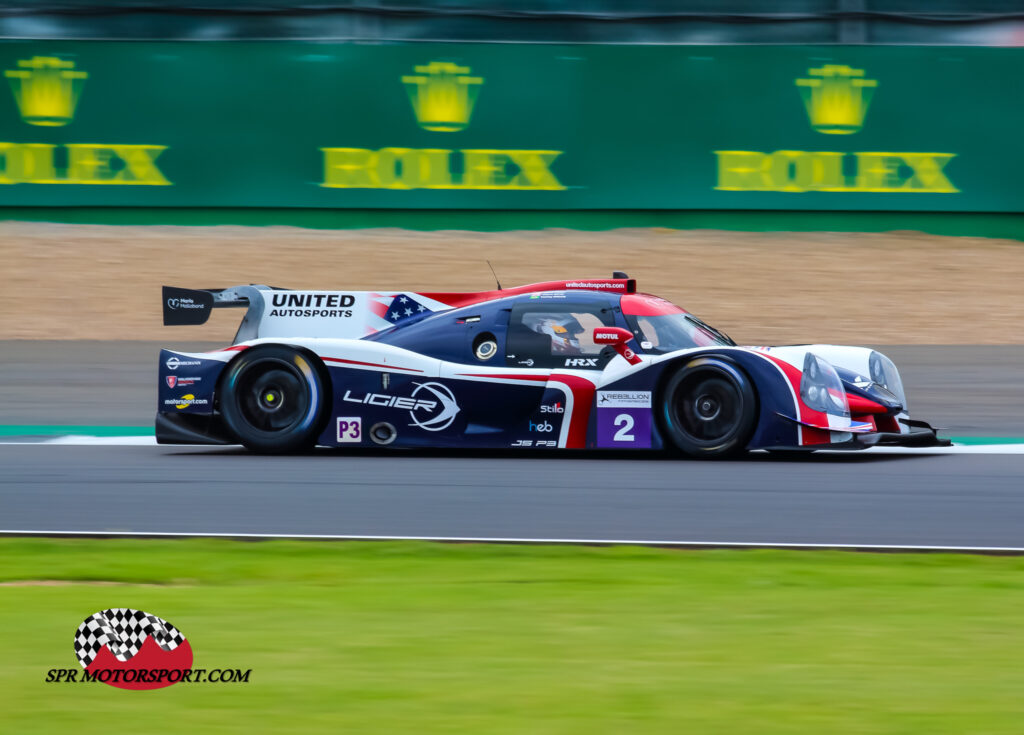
[2,539,1023,734]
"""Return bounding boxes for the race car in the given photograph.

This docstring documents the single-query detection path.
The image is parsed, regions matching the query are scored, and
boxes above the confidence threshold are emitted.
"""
[157,274,948,456]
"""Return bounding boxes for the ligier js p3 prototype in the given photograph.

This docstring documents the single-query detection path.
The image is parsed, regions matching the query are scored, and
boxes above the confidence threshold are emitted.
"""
[158,276,948,457]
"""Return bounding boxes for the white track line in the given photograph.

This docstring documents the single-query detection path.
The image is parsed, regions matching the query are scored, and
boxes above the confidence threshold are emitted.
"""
[0,529,1021,553]
[828,444,1024,455]
[44,435,158,446]
[2,436,1024,454]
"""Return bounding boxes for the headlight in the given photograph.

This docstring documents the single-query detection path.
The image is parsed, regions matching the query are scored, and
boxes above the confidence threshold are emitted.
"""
[800,353,850,417]
[869,351,908,410]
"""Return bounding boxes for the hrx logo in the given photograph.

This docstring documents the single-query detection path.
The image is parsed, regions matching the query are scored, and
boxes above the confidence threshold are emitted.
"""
[565,358,599,367]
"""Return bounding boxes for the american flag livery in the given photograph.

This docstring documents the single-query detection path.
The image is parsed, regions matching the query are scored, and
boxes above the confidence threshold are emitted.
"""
[377,293,435,326]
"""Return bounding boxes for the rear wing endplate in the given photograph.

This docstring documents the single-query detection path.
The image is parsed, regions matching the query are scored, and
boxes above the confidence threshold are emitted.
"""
[163,285,273,343]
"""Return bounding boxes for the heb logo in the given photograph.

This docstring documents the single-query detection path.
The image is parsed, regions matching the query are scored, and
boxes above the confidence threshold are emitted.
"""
[73,608,192,690]
[529,420,553,433]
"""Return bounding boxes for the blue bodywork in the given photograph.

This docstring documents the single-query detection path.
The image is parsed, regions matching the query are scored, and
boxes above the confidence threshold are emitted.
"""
[157,289,810,450]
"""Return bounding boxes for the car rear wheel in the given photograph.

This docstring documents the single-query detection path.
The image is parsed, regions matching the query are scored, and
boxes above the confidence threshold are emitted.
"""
[660,357,757,458]
[220,345,328,454]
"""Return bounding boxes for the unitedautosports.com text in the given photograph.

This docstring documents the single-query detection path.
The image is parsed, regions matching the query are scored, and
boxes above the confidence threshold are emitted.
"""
[45,668,251,684]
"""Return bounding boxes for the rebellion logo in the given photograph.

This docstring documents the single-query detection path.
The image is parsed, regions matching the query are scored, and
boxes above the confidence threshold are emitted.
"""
[73,608,193,690]
[2,55,170,186]
[322,61,564,191]
[714,64,957,194]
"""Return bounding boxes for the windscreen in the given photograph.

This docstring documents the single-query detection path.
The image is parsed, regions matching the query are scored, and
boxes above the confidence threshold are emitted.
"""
[624,313,731,354]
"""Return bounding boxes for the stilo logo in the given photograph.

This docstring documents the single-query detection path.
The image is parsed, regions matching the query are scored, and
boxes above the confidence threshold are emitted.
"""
[74,608,192,690]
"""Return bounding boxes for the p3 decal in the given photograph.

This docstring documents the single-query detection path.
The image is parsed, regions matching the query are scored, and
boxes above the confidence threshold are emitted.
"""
[336,417,362,443]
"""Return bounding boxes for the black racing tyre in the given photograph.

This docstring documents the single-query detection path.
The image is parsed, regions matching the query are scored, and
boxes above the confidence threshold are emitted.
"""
[219,345,329,454]
[659,357,757,458]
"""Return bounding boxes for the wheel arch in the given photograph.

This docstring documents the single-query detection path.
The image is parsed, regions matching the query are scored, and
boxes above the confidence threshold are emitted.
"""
[215,342,334,448]
[654,351,761,456]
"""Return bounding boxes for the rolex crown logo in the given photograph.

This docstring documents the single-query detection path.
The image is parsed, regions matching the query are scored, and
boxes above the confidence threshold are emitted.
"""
[795,64,877,135]
[402,61,482,133]
[5,56,87,127]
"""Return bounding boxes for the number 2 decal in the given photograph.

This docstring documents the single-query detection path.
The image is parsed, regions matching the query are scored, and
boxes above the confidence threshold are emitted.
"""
[613,413,635,442]
[336,417,362,443]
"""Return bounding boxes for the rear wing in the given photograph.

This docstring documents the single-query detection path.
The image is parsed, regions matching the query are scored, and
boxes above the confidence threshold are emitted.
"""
[163,285,271,342]
[162,284,455,344]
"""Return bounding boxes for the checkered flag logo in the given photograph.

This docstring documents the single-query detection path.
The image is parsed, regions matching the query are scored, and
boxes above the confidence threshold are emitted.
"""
[74,608,185,668]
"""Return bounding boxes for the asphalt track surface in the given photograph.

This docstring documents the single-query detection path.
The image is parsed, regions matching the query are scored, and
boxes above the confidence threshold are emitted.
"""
[1,341,1023,548]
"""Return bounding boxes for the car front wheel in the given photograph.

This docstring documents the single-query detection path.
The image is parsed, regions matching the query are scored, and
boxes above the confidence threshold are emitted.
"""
[660,357,757,458]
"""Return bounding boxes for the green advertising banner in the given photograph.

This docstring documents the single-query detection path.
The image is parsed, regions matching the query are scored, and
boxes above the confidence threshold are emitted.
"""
[0,42,1021,211]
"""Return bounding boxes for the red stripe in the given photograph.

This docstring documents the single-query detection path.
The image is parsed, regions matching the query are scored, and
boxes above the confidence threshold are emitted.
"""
[419,279,633,309]
[454,371,595,448]
[761,353,832,446]
[323,356,423,373]
[454,372,549,382]
[218,345,249,352]
[548,373,597,448]
[847,394,887,414]
[620,293,687,317]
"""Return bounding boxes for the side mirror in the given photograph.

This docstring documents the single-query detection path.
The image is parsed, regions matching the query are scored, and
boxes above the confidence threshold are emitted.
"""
[592,327,642,365]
